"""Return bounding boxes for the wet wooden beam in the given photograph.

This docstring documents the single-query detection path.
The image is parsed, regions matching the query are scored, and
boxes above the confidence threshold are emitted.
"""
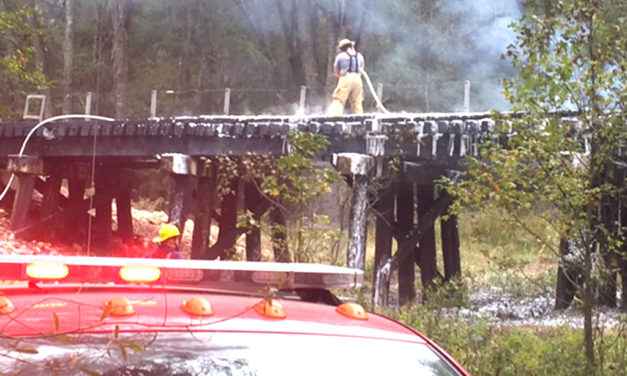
[441,214,461,281]
[333,153,373,271]
[40,173,62,219]
[168,174,195,231]
[347,174,369,270]
[397,182,416,305]
[372,184,395,305]
[162,154,197,231]
[9,174,35,231]
[417,184,438,290]
[191,171,216,260]
[115,187,133,241]
[92,166,114,252]
[7,155,43,231]
[244,181,262,261]
[205,178,238,260]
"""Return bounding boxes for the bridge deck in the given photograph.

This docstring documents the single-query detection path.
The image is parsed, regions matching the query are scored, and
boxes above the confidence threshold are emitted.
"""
[0,113,496,168]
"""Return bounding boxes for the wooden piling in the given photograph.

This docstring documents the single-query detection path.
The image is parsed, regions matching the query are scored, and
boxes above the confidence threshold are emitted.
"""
[168,174,195,231]
[417,184,438,289]
[373,184,394,305]
[64,177,87,240]
[333,153,374,271]
[397,182,416,305]
[40,169,62,219]
[92,167,114,252]
[191,172,215,260]
[244,181,262,261]
[115,187,133,241]
[7,155,43,232]
[9,173,35,231]
[161,154,198,232]
[347,174,369,270]
[441,214,461,281]
[206,178,238,260]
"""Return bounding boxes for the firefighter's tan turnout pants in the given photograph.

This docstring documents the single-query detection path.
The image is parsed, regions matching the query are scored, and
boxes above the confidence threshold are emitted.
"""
[329,73,363,116]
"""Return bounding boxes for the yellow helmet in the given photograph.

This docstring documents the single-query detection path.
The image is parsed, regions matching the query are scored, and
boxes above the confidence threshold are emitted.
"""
[152,223,181,243]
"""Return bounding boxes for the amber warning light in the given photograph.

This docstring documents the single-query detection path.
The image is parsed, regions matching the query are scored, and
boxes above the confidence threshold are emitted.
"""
[119,266,162,283]
[25,263,69,280]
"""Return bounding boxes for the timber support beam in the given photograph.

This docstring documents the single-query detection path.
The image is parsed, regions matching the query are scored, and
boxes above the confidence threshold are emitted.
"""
[161,154,197,231]
[8,155,43,232]
[333,152,374,271]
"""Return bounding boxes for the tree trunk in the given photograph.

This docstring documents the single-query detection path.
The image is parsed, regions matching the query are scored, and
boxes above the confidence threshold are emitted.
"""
[196,2,215,113]
[0,2,20,119]
[62,0,74,114]
[293,0,318,88]
[28,1,53,119]
[110,0,130,119]
[583,239,595,368]
[175,2,194,115]
[92,1,107,115]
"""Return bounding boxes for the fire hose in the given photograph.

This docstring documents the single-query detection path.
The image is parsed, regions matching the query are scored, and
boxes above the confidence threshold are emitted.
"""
[361,69,389,114]
[0,114,115,204]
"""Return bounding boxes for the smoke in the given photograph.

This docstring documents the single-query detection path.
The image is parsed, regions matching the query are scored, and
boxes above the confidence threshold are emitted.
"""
[364,0,525,112]
[231,0,525,113]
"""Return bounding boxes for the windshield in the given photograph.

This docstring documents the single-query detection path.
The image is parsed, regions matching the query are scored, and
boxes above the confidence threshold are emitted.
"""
[1,331,461,376]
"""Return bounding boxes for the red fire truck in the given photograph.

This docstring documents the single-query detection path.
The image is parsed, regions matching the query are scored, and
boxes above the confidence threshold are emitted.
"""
[0,255,470,375]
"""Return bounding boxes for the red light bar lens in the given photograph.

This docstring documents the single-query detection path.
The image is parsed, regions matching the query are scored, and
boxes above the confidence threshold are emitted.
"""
[166,268,204,282]
[26,263,69,280]
[119,266,162,283]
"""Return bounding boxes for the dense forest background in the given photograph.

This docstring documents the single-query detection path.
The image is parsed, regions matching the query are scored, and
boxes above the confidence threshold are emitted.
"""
[0,0,622,120]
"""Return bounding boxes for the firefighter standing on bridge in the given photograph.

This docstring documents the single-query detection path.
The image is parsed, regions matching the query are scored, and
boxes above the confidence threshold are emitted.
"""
[329,39,365,116]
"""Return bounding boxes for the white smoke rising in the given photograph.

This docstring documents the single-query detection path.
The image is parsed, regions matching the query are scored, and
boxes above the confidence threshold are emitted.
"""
[233,0,526,113]
[364,0,524,112]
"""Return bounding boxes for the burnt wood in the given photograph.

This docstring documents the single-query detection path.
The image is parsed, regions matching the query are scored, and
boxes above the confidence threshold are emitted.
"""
[417,184,438,290]
[441,214,461,281]
[191,174,215,260]
[373,184,395,304]
[397,182,416,305]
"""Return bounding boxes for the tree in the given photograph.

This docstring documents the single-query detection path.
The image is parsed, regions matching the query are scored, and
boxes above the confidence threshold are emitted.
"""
[110,0,130,119]
[0,3,47,120]
[448,0,626,369]
[62,0,74,114]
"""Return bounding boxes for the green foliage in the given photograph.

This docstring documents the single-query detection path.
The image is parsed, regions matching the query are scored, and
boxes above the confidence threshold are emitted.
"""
[385,303,627,376]
[445,0,626,368]
[262,131,339,204]
[0,6,48,119]
[238,131,343,262]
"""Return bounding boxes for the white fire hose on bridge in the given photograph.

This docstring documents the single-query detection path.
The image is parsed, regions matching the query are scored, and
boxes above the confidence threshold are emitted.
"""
[361,69,389,114]
[0,114,115,204]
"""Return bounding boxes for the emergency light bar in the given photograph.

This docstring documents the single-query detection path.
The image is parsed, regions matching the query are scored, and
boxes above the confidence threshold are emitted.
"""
[0,255,363,291]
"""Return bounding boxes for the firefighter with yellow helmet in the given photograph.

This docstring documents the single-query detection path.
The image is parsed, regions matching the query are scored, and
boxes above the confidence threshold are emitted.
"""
[148,223,184,259]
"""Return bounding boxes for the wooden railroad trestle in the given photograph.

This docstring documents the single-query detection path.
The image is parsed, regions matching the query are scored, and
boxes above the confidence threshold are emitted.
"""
[1,113,624,307]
